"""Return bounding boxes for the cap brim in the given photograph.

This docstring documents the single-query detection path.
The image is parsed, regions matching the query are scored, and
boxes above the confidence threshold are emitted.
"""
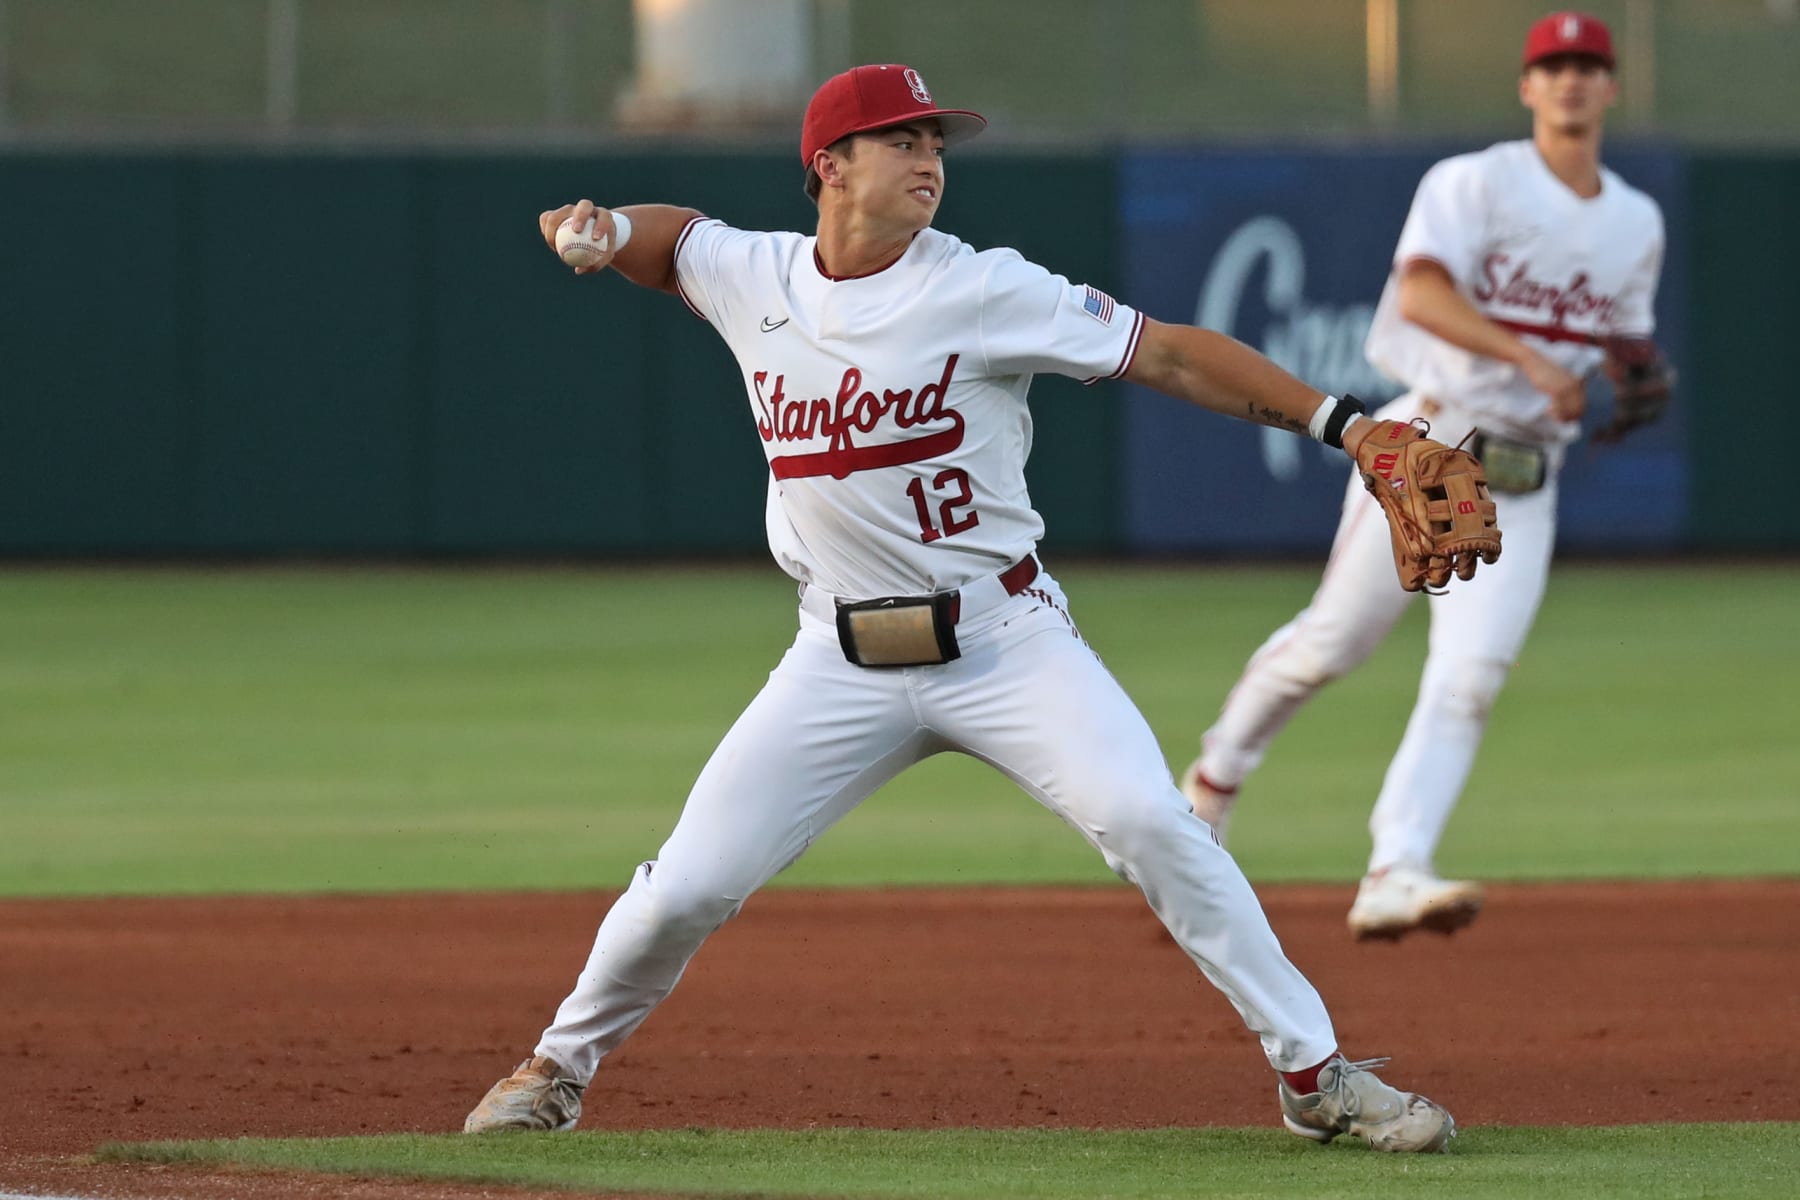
[1522,50,1614,69]
[850,109,988,147]
[932,111,988,146]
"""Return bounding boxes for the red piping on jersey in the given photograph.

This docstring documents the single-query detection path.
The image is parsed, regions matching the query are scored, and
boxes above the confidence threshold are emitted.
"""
[672,214,713,320]
[1083,310,1146,385]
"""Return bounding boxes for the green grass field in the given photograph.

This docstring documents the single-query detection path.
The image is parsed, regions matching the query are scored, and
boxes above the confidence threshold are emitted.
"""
[3,562,1796,896]
[100,1125,1800,1200]
[7,562,1798,1199]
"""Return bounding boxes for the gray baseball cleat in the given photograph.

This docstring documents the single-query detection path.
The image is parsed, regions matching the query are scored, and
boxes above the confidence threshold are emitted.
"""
[1347,864,1485,941]
[463,1055,584,1133]
[1279,1055,1455,1152]
[1178,758,1238,847]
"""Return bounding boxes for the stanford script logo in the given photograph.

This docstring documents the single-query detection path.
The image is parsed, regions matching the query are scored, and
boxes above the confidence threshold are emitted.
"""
[753,354,965,481]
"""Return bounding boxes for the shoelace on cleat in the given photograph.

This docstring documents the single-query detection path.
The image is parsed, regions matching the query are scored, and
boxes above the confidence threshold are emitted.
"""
[1323,1056,1394,1120]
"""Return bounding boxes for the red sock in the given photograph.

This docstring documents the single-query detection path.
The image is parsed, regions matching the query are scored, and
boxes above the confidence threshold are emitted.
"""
[1280,1053,1337,1095]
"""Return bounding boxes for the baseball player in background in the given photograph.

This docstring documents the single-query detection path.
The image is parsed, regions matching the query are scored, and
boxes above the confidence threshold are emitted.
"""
[464,63,1474,1151]
[1181,11,1669,940]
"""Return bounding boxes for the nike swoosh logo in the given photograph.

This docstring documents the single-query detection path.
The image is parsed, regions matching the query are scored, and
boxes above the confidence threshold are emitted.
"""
[759,316,789,333]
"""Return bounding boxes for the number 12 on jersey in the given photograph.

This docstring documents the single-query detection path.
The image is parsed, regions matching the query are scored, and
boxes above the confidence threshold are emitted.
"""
[905,468,979,543]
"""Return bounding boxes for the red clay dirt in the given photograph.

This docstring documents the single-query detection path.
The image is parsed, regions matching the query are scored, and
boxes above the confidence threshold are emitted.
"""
[2,880,1796,1198]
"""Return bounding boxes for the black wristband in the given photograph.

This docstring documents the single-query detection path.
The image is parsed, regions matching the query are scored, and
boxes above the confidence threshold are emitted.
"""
[1321,394,1367,449]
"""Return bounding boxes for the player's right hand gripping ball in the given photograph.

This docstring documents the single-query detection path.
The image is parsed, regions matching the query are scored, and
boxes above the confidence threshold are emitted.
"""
[1354,419,1502,593]
[556,216,613,269]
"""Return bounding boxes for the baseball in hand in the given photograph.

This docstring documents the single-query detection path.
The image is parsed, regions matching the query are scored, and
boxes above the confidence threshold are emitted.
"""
[556,212,632,269]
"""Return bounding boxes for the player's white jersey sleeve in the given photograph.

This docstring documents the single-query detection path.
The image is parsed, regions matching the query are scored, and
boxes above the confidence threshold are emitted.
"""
[975,250,1144,384]
[671,216,798,330]
[1391,155,1494,283]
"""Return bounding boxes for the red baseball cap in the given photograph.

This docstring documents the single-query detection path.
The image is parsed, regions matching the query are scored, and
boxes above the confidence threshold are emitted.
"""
[1522,11,1615,69]
[800,64,987,165]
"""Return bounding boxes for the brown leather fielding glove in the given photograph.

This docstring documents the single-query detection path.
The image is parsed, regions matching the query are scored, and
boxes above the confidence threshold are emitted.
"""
[1354,419,1502,593]
[1594,335,1674,444]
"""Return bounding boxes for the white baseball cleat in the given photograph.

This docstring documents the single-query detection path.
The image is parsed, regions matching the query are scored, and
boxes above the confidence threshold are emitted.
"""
[1347,864,1484,941]
[1178,758,1238,847]
[1278,1055,1455,1152]
[464,1055,584,1132]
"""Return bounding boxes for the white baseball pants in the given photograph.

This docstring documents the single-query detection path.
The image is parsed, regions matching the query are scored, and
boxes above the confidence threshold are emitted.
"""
[537,566,1337,1082]
[1197,393,1559,873]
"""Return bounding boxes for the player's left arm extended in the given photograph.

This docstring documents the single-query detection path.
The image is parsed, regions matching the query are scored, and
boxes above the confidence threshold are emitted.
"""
[1122,317,1417,462]
[1124,316,1500,590]
[1124,317,1332,444]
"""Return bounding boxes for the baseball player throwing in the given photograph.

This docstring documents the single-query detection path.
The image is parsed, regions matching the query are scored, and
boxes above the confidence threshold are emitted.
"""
[465,63,1477,1151]
[1182,12,1669,940]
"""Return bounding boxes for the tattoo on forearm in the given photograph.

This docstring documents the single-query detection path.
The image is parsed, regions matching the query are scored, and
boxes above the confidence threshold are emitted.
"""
[1248,403,1306,434]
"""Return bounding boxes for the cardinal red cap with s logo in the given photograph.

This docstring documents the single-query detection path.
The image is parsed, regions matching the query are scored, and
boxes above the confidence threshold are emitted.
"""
[801,65,987,165]
[1522,11,1615,70]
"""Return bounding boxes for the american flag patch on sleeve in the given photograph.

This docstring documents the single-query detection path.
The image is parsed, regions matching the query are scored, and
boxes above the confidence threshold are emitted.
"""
[1080,285,1116,325]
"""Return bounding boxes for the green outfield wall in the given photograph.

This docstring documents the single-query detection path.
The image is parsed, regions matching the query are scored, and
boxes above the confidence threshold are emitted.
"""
[1687,155,1800,549]
[0,148,1791,556]
[0,150,1118,556]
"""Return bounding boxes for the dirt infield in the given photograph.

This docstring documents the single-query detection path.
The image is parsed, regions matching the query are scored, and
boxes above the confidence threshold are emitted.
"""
[3,881,1796,1198]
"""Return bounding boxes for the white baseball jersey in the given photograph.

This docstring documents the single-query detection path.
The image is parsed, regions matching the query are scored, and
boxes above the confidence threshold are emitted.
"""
[1197,140,1669,891]
[1365,139,1664,445]
[527,216,1346,1092]
[673,219,1144,598]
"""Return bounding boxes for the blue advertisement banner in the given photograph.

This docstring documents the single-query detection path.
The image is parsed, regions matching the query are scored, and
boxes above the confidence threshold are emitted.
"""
[1115,144,1689,554]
